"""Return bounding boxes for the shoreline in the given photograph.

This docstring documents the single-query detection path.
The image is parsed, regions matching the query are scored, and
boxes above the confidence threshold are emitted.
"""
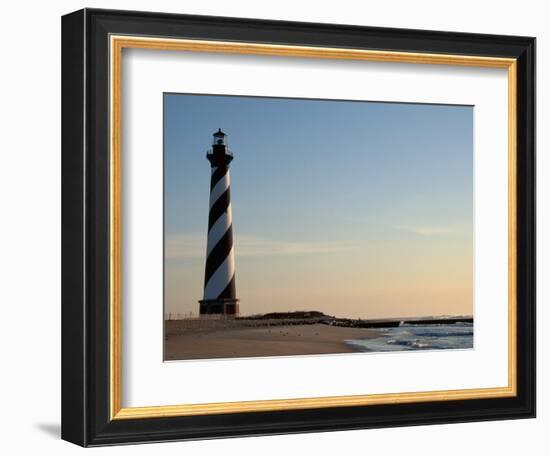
[164,322,377,360]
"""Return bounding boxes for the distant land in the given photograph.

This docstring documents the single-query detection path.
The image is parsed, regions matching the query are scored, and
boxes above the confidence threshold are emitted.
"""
[236,310,473,328]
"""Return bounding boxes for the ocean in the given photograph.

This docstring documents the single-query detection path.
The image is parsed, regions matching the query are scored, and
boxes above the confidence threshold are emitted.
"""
[347,323,474,352]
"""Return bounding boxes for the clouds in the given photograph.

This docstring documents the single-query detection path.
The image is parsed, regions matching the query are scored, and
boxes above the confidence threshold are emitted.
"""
[394,225,458,236]
[164,223,465,261]
[165,233,366,259]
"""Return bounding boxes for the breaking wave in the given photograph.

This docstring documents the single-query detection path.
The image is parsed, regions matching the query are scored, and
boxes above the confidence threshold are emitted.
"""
[346,323,473,352]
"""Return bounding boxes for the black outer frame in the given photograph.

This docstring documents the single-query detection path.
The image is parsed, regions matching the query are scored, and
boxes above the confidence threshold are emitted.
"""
[61,8,536,447]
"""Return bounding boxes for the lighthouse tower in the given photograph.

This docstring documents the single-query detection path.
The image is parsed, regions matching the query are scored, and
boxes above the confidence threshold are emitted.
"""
[199,129,239,316]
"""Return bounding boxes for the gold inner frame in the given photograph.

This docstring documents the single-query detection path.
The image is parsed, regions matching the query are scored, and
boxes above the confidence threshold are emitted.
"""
[109,35,518,420]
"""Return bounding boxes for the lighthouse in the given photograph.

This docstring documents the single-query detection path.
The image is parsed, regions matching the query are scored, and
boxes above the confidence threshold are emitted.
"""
[199,129,240,316]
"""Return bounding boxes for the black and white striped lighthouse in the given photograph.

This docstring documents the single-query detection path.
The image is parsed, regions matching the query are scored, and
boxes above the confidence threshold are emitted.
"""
[199,129,239,316]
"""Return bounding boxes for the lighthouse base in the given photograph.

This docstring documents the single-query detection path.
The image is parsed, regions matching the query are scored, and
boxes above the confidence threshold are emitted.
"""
[198,298,240,317]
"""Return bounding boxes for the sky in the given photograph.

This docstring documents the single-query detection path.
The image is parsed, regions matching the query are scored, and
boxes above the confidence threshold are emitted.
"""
[164,93,473,319]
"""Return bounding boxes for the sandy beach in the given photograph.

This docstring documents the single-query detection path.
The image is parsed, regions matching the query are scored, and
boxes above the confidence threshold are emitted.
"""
[164,320,377,360]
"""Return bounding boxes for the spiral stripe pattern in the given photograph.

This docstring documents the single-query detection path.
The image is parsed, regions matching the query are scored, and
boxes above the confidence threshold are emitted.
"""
[203,165,236,300]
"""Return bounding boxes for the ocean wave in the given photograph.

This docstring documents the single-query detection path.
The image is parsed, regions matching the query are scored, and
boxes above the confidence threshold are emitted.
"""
[347,324,474,353]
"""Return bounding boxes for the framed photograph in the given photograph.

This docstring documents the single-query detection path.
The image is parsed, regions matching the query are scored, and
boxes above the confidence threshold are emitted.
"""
[61,8,535,446]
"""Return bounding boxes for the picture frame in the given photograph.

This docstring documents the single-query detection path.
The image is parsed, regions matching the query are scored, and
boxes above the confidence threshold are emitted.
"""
[61,8,535,447]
